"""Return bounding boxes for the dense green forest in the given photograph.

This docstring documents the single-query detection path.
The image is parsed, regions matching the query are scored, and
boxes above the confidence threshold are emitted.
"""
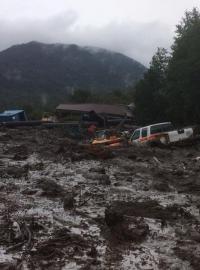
[134,8,200,125]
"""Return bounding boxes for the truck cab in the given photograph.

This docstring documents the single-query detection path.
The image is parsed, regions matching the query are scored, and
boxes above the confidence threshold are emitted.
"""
[130,122,193,145]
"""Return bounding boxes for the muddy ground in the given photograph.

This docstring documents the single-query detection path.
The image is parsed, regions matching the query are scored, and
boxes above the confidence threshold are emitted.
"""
[0,127,200,270]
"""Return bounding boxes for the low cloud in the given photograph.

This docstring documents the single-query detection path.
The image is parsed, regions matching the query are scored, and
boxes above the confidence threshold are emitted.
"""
[0,11,173,66]
[70,21,173,66]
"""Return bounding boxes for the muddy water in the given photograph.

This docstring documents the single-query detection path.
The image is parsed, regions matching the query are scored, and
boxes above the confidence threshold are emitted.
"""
[0,128,200,269]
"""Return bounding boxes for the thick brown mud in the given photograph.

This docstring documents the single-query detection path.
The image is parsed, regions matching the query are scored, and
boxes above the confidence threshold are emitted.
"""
[0,127,200,269]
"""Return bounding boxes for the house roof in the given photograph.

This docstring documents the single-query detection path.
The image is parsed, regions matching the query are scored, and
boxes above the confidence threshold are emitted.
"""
[56,103,133,117]
[0,110,24,117]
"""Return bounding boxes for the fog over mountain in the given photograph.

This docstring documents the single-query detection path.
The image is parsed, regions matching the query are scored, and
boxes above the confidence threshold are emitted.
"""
[0,14,172,66]
[0,0,199,65]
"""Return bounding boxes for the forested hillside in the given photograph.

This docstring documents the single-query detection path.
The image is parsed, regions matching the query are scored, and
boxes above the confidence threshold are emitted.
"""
[0,42,145,111]
[134,8,200,125]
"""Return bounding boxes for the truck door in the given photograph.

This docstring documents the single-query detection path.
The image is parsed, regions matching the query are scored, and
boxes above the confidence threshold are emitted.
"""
[140,128,148,142]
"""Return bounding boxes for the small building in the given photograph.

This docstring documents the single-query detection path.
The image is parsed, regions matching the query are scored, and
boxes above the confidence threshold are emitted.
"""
[56,103,133,117]
[0,110,27,122]
[56,103,134,127]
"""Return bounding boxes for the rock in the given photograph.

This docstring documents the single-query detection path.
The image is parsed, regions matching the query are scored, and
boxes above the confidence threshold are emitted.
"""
[105,204,149,242]
[136,157,144,162]
[28,162,44,171]
[127,154,137,160]
[84,172,103,181]
[0,182,6,191]
[105,200,192,224]
[63,193,75,210]
[126,177,133,182]
[174,243,200,270]
[105,205,124,227]
[13,153,28,160]
[85,172,111,185]
[173,169,184,176]
[21,188,38,195]
[5,165,29,178]
[87,246,98,257]
[152,181,171,192]
[190,232,200,242]
[113,182,121,186]
[37,178,64,197]
[0,262,17,270]
[114,171,132,178]
[99,175,111,185]
[5,144,29,157]
[89,167,106,174]
[119,217,149,241]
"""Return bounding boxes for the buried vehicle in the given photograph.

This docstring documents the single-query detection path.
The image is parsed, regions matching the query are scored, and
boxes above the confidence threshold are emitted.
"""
[129,122,193,145]
[92,129,124,147]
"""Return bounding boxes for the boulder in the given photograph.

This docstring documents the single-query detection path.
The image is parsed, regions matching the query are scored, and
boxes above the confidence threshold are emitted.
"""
[37,178,64,197]
[152,181,171,192]
[89,167,106,174]
[63,193,75,210]
[105,203,149,242]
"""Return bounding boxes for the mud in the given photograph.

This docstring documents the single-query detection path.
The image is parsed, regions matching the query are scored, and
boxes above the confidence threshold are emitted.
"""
[0,127,200,269]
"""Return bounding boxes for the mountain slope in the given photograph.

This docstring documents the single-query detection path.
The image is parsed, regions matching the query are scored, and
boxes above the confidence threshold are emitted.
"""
[0,41,146,108]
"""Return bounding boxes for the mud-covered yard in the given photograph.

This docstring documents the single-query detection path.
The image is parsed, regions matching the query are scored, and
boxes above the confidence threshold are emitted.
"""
[0,127,200,270]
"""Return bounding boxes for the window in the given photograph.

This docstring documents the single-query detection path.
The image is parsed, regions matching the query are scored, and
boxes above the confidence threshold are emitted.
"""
[131,129,140,140]
[142,128,147,138]
[150,123,174,134]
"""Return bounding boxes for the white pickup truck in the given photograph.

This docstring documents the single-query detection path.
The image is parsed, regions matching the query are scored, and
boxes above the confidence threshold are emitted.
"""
[129,122,193,145]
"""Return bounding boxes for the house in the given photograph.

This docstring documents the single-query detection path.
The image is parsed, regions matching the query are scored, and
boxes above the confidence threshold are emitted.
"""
[56,103,134,127]
[0,110,27,122]
[56,103,133,117]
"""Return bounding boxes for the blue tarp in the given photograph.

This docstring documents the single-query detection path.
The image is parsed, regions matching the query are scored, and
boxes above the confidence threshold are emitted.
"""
[0,110,27,122]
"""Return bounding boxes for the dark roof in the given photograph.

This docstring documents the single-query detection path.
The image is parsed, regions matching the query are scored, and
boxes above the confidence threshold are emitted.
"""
[0,110,24,117]
[56,103,133,117]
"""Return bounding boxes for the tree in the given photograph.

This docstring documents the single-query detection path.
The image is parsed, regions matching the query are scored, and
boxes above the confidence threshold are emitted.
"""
[166,8,200,124]
[134,48,169,124]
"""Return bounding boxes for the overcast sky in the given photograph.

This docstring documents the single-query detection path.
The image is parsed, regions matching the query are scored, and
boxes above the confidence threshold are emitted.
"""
[0,0,199,65]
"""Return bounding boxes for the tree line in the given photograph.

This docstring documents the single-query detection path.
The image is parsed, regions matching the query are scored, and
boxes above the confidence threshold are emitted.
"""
[65,8,200,126]
[134,8,200,125]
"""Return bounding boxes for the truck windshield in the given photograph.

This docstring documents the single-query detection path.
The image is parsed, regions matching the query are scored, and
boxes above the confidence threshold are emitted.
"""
[142,128,147,137]
[150,123,174,134]
[131,129,140,140]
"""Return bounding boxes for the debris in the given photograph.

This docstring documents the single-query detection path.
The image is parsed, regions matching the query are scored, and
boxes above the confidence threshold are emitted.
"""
[91,129,124,147]
[153,156,162,165]
[0,126,200,269]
